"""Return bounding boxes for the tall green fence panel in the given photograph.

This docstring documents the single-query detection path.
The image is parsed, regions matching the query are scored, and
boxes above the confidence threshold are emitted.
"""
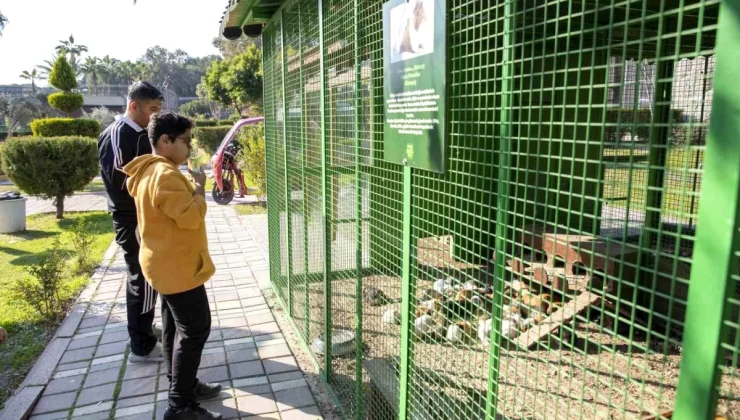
[259,0,740,418]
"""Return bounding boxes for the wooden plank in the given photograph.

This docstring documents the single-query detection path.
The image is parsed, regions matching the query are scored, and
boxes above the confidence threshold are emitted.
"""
[515,291,602,349]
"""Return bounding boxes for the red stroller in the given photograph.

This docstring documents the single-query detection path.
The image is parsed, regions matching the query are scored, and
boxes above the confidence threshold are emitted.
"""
[210,117,264,205]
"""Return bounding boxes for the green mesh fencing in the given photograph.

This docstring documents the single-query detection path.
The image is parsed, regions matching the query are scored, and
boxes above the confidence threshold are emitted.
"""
[260,0,740,419]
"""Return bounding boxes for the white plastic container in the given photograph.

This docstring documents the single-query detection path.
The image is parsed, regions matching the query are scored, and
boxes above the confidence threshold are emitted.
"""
[0,198,27,233]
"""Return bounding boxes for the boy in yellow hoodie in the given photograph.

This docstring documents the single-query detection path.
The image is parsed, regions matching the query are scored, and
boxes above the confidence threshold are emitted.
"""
[124,111,222,420]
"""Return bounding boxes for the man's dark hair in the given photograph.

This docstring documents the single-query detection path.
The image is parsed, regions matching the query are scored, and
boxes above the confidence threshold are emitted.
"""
[128,81,164,102]
[148,111,193,147]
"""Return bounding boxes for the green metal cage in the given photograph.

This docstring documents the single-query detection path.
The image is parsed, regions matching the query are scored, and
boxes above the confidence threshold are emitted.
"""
[254,0,740,418]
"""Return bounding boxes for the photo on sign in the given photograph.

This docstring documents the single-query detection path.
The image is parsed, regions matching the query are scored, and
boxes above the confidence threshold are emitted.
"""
[390,0,435,64]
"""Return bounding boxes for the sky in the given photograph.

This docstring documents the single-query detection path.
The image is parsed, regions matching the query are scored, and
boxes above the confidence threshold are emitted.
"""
[0,0,228,85]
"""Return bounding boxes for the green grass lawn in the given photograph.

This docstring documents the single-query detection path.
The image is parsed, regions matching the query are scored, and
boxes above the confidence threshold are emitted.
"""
[0,212,115,409]
[0,179,107,194]
[602,147,704,221]
[233,202,267,215]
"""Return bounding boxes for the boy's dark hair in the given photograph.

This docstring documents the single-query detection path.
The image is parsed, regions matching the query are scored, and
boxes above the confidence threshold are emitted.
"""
[148,111,193,147]
[128,81,164,102]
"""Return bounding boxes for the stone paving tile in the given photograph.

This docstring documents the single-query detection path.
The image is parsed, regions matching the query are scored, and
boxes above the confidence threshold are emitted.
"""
[263,356,299,375]
[73,411,111,420]
[123,362,160,380]
[222,327,251,340]
[257,344,292,360]
[247,313,276,326]
[118,376,157,399]
[94,340,128,358]
[275,387,316,412]
[235,394,278,416]
[99,329,129,345]
[219,316,248,328]
[280,405,323,420]
[115,394,155,409]
[250,322,280,337]
[114,402,155,418]
[56,361,89,372]
[78,316,108,330]
[198,365,230,383]
[269,371,304,384]
[230,360,265,379]
[200,351,228,369]
[243,413,281,420]
[32,391,76,414]
[44,374,84,395]
[227,347,259,363]
[59,347,95,364]
[89,358,123,373]
[76,382,116,406]
[53,367,88,379]
[84,367,121,388]
[28,411,69,420]
[66,335,99,350]
[72,401,115,417]
[201,398,240,420]
[271,378,308,393]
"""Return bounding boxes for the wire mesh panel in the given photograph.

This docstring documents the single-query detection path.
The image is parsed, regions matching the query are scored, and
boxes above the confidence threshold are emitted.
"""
[257,0,740,419]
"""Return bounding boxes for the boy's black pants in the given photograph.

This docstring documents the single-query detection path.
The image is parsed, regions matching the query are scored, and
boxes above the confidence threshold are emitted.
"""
[161,285,211,409]
[112,215,158,356]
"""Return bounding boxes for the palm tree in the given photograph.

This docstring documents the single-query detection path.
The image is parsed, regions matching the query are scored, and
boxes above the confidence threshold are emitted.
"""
[80,57,103,93]
[55,35,88,71]
[19,69,44,94]
[99,55,121,93]
[0,10,8,37]
[36,54,58,79]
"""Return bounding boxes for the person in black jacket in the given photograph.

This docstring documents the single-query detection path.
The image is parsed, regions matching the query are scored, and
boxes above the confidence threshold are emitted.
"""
[99,81,164,363]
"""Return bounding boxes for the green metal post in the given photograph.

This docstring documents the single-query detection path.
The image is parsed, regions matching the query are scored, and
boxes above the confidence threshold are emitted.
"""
[485,1,515,418]
[674,2,740,418]
[280,11,293,318]
[398,164,413,420]
[353,0,364,419]
[298,3,311,339]
[318,0,332,378]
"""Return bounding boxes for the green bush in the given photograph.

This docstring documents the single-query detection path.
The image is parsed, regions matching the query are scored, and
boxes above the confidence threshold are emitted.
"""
[193,119,238,128]
[1,136,99,219]
[49,55,78,92]
[69,218,96,274]
[193,125,231,154]
[12,238,69,322]
[31,118,101,138]
[47,92,84,115]
[236,122,266,199]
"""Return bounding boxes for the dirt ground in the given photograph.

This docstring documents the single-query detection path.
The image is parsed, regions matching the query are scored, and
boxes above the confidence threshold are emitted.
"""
[268,236,740,420]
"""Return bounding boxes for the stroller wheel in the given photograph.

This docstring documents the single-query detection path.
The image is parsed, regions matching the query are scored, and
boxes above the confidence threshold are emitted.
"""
[212,179,235,205]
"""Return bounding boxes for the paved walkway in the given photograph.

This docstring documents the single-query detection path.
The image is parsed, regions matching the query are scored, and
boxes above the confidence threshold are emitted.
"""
[26,193,109,216]
[4,204,323,420]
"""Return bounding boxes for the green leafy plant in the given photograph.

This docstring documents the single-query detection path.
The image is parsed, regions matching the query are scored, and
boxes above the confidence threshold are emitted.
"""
[30,118,100,138]
[48,54,78,92]
[69,218,96,274]
[47,92,84,116]
[12,239,68,322]
[1,137,99,219]
[236,122,266,200]
[193,126,231,154]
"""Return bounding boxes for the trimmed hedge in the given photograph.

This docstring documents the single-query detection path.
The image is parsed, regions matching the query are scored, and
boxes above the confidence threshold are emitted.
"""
[193,119,238,128]
[193,126,232,154]
[31,118,101,138]
[1,136,99,219]
[49,55,78,92]
[48,92,84,115]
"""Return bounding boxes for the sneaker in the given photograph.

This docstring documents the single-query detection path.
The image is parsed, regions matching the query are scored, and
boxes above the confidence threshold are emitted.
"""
[153,324,163,341]
[195,381,222,401]
[129,342,164,363]
[163,403,223,420]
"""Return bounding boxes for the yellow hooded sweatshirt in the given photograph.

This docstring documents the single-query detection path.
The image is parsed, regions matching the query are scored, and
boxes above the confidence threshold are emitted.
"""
[123,155,215,295]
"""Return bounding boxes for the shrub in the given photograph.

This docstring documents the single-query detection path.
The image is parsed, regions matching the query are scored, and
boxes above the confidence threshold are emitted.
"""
[31,118,101,138]
[69,218,96,274]
[194,119,237,128]
[12,238,68,322]
[47,92,84,115]
[180,99,213,119]
[1,136,99,219]
[48,55,78,92]
[82,107,119,130]
[236,122,266,200]
[193,125,231,154]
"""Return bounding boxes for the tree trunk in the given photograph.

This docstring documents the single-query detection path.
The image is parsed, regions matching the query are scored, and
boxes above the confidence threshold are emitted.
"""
[54,195,64,219]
